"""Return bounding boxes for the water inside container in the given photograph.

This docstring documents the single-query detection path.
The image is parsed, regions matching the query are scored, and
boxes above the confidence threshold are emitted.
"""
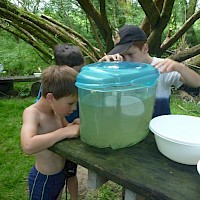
[79,90,155,149]
[105,95,145,116]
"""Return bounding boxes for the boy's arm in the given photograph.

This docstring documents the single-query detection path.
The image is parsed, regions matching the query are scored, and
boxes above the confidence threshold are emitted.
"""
[21,107,79,155]
[153,58,200,87]
[70,118,80,125]
[62,117,69,127]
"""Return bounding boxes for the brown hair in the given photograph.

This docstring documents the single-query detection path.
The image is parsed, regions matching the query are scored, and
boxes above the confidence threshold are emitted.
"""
[41,65,78,99]
[133,41,147,51]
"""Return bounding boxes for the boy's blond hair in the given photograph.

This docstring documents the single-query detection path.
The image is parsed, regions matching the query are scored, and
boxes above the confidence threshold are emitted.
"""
[41,65,78,99]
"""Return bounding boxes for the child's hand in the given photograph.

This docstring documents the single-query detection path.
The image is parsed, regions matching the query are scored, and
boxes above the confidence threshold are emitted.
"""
[153,58,183,73]
[63,124,80,138]
[99,54,123,62]
[71,118,80,125]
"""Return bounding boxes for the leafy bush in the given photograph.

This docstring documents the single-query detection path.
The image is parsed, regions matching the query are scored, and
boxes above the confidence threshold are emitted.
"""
[0,30,49,76]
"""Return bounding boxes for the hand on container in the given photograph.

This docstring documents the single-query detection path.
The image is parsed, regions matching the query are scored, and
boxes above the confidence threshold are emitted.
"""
[99,53,123,62]
[152,58,183,73]
[153,58,200,87]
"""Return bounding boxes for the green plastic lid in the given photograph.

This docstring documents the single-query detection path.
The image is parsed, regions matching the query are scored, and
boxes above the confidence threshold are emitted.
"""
[76,61,159,90]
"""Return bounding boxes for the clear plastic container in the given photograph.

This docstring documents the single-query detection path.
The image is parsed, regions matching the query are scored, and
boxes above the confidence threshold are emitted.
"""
[76,62,159,149]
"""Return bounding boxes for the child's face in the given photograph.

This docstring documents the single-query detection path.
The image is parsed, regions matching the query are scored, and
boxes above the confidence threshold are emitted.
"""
[52,95,78,117]
[121,44,147,63]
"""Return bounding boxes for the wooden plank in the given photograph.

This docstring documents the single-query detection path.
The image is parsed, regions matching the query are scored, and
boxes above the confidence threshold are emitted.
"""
[0,75,40,83]
[49,133,199,200]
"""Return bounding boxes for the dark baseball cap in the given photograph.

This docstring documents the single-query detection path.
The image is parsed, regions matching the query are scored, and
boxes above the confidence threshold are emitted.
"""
[108,25,147,55]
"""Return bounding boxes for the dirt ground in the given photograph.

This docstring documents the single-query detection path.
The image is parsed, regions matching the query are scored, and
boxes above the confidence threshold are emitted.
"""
[77,166,88,198]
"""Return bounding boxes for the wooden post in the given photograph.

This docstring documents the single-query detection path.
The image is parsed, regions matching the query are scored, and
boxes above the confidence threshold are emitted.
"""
[87,170,108,190]
[124,189,137,200]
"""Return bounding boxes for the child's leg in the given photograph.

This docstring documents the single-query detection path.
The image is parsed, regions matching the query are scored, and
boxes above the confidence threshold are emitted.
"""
[67,175,78,200]
[65,160,78,200]
[56,188,63,200]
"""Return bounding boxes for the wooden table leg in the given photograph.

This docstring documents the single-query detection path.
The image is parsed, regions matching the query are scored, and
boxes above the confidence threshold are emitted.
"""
[124,188,137,200]
[87,170,108,190]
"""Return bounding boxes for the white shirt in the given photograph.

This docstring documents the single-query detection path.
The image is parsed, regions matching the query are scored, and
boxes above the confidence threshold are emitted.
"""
[151,57,183,117]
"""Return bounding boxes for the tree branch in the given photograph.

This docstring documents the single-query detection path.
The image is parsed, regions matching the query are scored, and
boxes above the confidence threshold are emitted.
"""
[77,0,113,52]
[41,14,101,59]
[138,0,161,30]
[169,44,200,62]
[161,10,200,52]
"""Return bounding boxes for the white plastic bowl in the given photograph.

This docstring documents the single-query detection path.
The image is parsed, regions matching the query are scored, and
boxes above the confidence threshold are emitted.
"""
[34,72,41,77]
[149,115,200,165]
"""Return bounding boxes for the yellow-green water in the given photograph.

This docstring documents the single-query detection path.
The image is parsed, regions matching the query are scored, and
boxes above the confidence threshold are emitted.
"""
[79,94,155,149]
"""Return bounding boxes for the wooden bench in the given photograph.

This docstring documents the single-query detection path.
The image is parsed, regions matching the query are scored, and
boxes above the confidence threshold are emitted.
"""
[0,75,40,83]
[0,75,41,95]
[50,133,199,200]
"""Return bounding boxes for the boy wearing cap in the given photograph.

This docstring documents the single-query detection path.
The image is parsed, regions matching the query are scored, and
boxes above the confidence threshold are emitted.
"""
[99,25,200,117]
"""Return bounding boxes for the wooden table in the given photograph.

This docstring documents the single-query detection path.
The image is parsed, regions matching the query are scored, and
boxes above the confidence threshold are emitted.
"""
[50,133,199,200]
[0,75,41,94]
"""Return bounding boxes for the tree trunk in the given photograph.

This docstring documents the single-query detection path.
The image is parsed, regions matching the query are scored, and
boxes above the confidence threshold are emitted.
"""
[76,0,114,52]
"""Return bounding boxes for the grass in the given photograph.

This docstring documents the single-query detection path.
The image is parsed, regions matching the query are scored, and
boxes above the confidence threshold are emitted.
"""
[0,92,199,200]
[0,97,35,200]
[170,93,200,116]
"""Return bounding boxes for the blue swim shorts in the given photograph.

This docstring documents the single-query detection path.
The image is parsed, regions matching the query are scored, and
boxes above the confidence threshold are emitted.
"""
[28,166,66,200]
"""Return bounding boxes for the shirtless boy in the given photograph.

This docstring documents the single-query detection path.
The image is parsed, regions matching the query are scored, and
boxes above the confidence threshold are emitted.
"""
[21,65,80,200]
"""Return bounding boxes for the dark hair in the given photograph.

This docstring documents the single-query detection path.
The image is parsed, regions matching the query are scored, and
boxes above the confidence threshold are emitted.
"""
[41,65,78,99]
[54,44,84,67]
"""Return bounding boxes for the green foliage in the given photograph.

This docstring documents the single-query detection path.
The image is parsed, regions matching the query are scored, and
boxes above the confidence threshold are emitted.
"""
[165,0,200,50]
[0,30,49,76]
[106,1,144,30]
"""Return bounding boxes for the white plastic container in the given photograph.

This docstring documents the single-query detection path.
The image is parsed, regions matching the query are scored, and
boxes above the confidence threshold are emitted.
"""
[149,115,200,165]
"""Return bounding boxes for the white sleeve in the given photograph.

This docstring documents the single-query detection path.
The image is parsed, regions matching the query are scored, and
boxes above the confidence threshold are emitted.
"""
[163,72,183,89]
[151,57,183,89]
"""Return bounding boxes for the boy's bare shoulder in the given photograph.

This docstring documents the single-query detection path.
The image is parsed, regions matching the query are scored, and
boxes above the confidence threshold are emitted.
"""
[23,103,41,117]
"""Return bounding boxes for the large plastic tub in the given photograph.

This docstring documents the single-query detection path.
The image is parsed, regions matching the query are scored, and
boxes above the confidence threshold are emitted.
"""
[76,62,159,149]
